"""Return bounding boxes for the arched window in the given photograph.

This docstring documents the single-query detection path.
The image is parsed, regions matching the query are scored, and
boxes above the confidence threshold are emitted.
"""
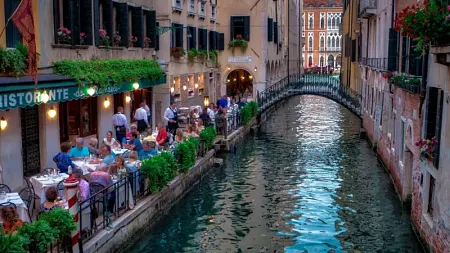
[328,55,335,67]
[336,37,340,48]
[320,17,325,29]
[328,17,332,28]
[320,37,324,48]
[309,17,313,29]
[332,37,336,48]
[327,37,331,48]
[320,56,324,66]
[308,56,313,67]
[308,37,313,48]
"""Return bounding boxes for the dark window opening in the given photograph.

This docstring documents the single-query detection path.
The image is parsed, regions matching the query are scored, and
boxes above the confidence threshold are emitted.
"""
[427,176,435,216]
[5,0,22,48]
[59,97,98,142]
[230,16,250,41]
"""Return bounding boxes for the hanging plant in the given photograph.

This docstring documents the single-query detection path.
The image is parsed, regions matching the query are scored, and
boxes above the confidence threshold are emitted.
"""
[415,137,438,161]
[228,35,248,54]
[170,47,186,58]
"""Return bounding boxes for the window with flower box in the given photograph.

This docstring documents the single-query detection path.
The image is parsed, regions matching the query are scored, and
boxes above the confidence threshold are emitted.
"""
[424,87,444,168]
[171,23,184,48]
[5,0,22,48]
[230,16,250,41]
[53,0,93,45]
[130,6,144,48]
[187,26,197,50]
[144,10,157,48]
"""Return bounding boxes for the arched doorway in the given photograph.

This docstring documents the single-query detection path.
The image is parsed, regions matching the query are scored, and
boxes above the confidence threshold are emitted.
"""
[336,54,342,67]
[328,55,335,67]
[226,69,253,101]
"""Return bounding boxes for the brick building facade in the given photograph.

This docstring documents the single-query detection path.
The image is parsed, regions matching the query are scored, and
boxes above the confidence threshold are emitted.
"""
[303,0,342,69]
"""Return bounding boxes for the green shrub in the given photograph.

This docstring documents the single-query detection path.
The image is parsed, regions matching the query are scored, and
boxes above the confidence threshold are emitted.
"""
[0,44,28,77]
[0,233,27,253]
[187,48,198,58]
[18,220,56,252]
[174,137,199,173]
[39,209,75,237]
[199,126,217,149]
[240,101,258,125]
[141,151,178,192]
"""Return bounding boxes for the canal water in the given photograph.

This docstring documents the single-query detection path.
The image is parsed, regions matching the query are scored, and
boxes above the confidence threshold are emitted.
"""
[128,95,422,253]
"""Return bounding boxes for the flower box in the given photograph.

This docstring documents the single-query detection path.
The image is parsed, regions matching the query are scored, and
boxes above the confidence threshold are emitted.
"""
[228,37,248,54]
[51,44,89,50]
[388,74,421,94]
[170,47,186,58]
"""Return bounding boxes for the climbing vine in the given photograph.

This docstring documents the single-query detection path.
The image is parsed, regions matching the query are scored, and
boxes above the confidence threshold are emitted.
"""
[53,59,164,87]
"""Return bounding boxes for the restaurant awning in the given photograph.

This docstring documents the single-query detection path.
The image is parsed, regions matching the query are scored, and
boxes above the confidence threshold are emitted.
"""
[0,74,166,111]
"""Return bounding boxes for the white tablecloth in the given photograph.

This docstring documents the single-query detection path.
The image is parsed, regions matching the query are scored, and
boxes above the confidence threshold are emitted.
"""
[73,161,102,174]
[113,148,130,156]
[0,193,31,223]
[30,174,69,204]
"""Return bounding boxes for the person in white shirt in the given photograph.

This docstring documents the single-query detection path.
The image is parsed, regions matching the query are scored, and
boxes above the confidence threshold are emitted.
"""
[143,99,151,126]
[164,102,179,135]
[112,106,128,146]
[207,103,216,127]
[134,102,149,132]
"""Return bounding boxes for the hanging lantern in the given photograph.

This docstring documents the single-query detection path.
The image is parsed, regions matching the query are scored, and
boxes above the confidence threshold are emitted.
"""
[104,98,110,108]
[40,90,49,103]
[133,82,140,89]
[87,87,96,96]
[48,107,57,119]
[0,117,7,130]
[203,96,210,107]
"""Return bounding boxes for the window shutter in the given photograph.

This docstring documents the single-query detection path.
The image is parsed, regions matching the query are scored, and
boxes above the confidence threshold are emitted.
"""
[102,0,114,38]
[209,30,215,50]
[203,29,208,50]
[72,0,81,45]
[387,29,399,71]
[401,36,408,72]
[171,23,176,47]
[351,39,356,62]
[93,0,100,46]
[434,90,444,168]
[230,17,234,41]
[274,21,278,43]
[117,3,129,47]
[218,33,224,50]
[81,0,93,45]
[53,0,60,44]
[409,40,422,76]
[268,18,273,41]
[214,31,219,50]
[192,27,197,49]
[243,16,250,41]
[155,22,160,50]
[146,10,156,48]
[131,7,144,48]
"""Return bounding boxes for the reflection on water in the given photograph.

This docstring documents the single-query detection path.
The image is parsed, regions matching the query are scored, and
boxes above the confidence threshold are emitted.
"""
[128,95,422,253]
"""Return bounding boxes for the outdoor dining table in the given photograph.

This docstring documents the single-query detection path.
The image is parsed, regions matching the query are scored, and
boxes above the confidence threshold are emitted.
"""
[0,192,31,223]
[30,174,69,204]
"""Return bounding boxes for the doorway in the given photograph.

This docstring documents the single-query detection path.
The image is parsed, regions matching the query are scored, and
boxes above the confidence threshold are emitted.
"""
[226,69,253,102]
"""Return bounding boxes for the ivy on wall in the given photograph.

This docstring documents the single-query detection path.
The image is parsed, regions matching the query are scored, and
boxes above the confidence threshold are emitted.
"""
[53,59,164,87]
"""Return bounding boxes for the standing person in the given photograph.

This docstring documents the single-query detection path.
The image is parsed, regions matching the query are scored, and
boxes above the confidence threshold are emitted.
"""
[164,102,179,135]
[217,95,228,109]
[112,106,128,145]
[134,102,149,132]
[143,99,151,128]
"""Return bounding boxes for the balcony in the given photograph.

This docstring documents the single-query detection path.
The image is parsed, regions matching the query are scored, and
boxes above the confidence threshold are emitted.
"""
[360,57,388,70]
[307,47,313,52]
[188,0,196,16]
[173,0,183,12]
[360,0,376,18]
[327,47,341,52]
[198,1,206,19]
[319,47,325,52]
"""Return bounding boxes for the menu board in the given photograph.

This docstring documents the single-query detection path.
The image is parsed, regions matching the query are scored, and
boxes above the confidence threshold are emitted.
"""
[21,106,41,177]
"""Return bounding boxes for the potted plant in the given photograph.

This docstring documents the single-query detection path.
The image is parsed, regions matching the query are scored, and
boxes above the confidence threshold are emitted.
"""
[80,32,87,45]
[144,36,152,48]
[170,47,186,58]
[228,34,248,54]
[99,29,110,47]
[197,49,208,62]
[129,35,138,47]
[187,48,198,60]
[415,137,439,162]
[113,32,121,47]
[394,0,450,53]
[57,26,71,44]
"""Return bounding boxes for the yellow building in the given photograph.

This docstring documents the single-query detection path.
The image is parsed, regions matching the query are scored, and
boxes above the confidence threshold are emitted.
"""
[340,0,361,92]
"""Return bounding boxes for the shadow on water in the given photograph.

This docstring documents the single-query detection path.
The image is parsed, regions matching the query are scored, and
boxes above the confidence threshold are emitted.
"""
[128,95,423,253]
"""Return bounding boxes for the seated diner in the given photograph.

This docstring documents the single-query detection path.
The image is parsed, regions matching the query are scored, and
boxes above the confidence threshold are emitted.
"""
[70,137,90,158]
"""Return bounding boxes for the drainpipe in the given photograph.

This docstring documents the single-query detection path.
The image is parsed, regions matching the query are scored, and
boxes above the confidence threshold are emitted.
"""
[287,0,290,79]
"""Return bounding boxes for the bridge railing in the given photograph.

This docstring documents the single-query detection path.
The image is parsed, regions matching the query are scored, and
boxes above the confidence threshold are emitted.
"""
[257,74,363,117]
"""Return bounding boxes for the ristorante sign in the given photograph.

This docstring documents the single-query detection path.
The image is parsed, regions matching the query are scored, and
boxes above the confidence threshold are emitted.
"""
[0,76,166,111]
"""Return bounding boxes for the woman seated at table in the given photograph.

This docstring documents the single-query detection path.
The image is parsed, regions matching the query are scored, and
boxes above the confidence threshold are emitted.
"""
[123,132,143,152]
[1,206,23,234]
[53,142,78,174]
[172,129,185,148]
[197,119,205,133]
[103,131,121,148]
[40,187,62,213]
[114,156,127,177]
[123,124,139,144]
[73,168,89,202]
[125,151,140,194]
[88,137,101,157]
[138,140,158,160]
[185,125,199,138]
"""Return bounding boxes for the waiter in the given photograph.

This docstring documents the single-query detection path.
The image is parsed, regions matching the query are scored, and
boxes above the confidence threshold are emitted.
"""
[134,102,150,132]
[164,102,179,135]
[112,106,128,145]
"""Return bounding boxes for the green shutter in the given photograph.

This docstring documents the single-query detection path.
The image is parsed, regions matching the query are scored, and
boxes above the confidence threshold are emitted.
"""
[387,28,399,71]
[401,36,407,72]
[117,3,129,47]
[209,30,215,50]
[81,0,93,45]
[409,39,422,76]
[243,16,250,41]
[203,29,208,50]
[155,22,160,50]
[72,0,81,45]
[93,0,100,46]
[230,17,234,41]
[53,0,60,44]
[102,0,114,38]
[146,10,156,48]
[218,33,224,50]
[192,27,197,49]
[268,18,273,41]
[274,21,278,43]
[131,7,144,48]
[176,24,183,48]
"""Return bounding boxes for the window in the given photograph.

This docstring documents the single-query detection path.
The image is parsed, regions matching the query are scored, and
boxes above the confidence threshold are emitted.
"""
[145,10,157,48]
[267,18,274,41]
[198,28,208,50]
[188,0,196,14]
[209,31,218,50]
[230,16,250,41]
[425,88,444,167]
[211,5,216,20]
[308,37,313,49]
[320,56,324,66]
[302,13,305,29]
[320,13,325,29]
[5,0,22,47]
[53,0,93,45]
[308,13,314,29]
[427,176,436,216]
[308,56,313,67]
[59,97,98,142]
[199,1,206,17]
[173,0,183,11]
[171,23,183,48]
[187,26,197,50]
[328,55,335,67]
[131,7,144,48]
[114,2,129,46]
[320,37,324,50]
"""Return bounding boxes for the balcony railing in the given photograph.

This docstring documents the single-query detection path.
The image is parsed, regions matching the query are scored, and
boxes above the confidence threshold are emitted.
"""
[360,57,389,70]
[307,47,313,52]
[327,47,341,52]
[320,47,325,52]
[173,0,183,11]
[360,0,376,18]
[327,26,340,30]
[188,0,196,15]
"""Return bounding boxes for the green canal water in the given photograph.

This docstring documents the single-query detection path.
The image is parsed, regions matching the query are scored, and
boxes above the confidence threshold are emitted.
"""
[128,95,423,253]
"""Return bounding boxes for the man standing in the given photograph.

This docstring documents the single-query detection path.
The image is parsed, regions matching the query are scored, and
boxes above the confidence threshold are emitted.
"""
[143,99,151,128]
[217,95,228,109]
[134,102,149,132]
[112,106,128,145]
[164,102,179,135]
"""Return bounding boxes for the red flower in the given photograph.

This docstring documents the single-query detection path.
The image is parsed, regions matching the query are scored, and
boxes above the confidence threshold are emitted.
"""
[424,20,429,24]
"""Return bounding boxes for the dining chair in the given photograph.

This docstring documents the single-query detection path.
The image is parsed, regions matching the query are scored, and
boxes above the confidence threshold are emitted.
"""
[89,182,106,232]
[19,188,33,221]
[0,202,17,209]
[56,180,65,197]
[23,177,40,213]
[0,184,11,193]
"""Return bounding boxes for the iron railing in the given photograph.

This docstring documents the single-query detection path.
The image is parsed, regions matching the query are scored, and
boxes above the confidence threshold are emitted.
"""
[257,74,362,117]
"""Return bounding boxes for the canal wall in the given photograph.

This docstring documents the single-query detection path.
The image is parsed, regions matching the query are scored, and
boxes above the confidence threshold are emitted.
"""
[83,149,217,253]
[222,117,257,151]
